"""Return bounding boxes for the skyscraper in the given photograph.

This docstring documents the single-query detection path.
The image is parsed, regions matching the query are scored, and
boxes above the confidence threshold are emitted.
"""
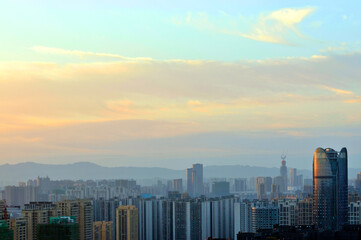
[280,158,288,192]
[192,164,204,196]
[186,164,204,197]
[289,168,297,188]
[313,147,348,230]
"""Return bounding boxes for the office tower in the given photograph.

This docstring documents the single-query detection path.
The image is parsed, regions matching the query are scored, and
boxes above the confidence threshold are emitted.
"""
[234,178,247,192]
[349,201,361,225]
[186,168,193,196]
[0,220,13,240]
[278,198,297,226]
[57,199,93,240]
[172,179,183,193]
[296,198,313,226]
[116,206,138,240]
[280,157,288,192]
[192,164,204,196]
[21,202,60,240]
[313,147,348,230]
[289,168,297,188]
[37,216,79,240]
[10,218,27,240]
[93,221,113,240]
[211,181,230,197]
[356,173,361,192]
[251,202,279,232]
[186,164,204,197]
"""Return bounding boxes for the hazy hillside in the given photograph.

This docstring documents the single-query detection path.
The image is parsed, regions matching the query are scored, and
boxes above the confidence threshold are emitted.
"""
[1,161,359,187]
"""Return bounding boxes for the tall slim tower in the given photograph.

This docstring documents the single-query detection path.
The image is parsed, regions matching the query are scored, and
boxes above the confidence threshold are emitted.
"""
[186,168,194,196]
[192,164,204,196]
[280,155,288,192]
[313,147,348,230]
[289,168,297,187]
[186,164,204,197]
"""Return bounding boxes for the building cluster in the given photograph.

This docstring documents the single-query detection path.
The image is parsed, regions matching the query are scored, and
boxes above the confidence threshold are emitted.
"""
[0,178,141,206]
[1,147,361,239]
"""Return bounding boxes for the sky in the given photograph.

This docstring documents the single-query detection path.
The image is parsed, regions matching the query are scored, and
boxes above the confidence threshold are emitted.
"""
[0,0,360,170]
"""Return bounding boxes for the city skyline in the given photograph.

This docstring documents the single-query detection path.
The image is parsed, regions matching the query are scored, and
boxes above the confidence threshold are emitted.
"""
[1,1,361,169]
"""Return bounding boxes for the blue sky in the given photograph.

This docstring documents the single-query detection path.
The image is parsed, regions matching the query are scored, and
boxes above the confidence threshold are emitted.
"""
[0,0,360,170]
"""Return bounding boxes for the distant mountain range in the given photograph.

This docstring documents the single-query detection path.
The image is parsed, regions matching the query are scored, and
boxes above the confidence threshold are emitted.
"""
[0,162,359,187]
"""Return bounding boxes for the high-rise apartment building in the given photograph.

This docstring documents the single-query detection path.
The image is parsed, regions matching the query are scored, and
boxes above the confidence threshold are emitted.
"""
[278,198,297,226]
[37,216,79,240]
[56,199,93,240]
[234,178,247,192]
[349,201,361,225]
[313,147,348,230]
[0,220,13,240]
[116,206,138,240]
[4,186,38,206]
[296,198,313,225]
[251,202,279,232]
[0,200,8,220]
[93,221,113,240]
[355,173,361,192]
[10,218,27,240]
[234,202,251,239]
[21,202,60,240]
[93,198,120,238]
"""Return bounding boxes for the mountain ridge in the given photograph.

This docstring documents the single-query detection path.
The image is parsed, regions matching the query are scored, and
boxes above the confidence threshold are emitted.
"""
[0,161,358,187]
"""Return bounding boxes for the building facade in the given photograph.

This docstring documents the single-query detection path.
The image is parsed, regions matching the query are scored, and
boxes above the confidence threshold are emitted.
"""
[313,147,348,230]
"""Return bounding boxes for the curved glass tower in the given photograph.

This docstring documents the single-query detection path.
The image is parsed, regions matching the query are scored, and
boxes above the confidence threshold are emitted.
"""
[313,147,348,230]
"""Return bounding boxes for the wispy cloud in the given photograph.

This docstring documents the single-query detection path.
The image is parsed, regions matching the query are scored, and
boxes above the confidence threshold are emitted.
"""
[238,7,314,44]
[31,46,153,61]
[177,7,315,45]
[322,85,353,95]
